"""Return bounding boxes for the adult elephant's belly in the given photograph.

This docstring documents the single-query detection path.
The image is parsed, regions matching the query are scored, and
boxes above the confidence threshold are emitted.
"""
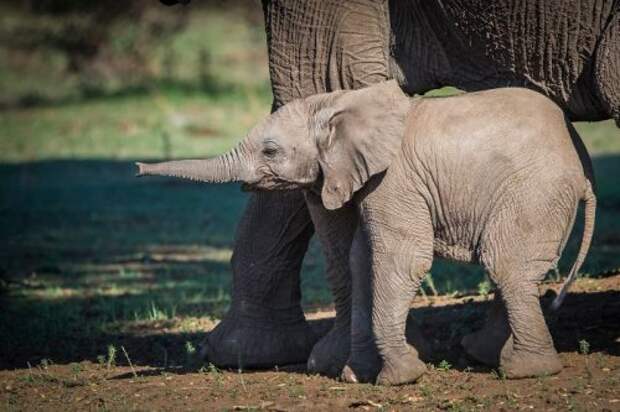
[390,0,618,124]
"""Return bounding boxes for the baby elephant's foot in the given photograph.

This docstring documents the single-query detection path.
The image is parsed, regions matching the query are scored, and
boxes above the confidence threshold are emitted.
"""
[307,325,350,377]
[500,348,562,379]
[376,346,427,386]
[461,330,511,367]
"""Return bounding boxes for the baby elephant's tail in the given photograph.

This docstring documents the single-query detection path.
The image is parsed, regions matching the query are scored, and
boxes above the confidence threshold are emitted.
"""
[551,180,597,311]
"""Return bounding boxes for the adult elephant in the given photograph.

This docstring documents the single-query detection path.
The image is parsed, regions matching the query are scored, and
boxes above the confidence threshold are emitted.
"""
[160,0,619,372]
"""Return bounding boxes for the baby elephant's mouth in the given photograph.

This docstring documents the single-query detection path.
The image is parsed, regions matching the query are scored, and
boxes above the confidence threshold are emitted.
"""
[241,177,313,192]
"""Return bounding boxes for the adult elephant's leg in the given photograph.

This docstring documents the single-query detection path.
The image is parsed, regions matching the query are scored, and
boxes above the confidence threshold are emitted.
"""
[205,0,392,369]
[304,192,357,377]
[230,0,390,370]
[460,290,512,367]
[341,227,381,383]
[202,190,317,368]
[594,10,620,127]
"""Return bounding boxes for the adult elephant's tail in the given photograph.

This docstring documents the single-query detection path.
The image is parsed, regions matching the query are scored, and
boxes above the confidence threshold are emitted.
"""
[551,180,597,311]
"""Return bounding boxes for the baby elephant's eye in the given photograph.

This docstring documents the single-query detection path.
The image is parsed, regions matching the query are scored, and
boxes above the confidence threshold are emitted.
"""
[262,147,278,158]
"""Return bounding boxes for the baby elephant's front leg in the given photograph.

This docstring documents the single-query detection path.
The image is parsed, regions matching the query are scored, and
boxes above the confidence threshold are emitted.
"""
[342,228,432,384]
[361,197,434,385]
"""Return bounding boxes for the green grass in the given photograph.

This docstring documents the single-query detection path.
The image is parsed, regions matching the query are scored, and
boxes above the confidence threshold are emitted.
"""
[1,4,619,369]
[0,88,270,161]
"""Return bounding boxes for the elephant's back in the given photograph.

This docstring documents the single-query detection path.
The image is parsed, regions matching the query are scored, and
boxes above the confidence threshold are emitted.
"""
[409,87,574,157]
[404,87,589,195]
[400,87,590,256]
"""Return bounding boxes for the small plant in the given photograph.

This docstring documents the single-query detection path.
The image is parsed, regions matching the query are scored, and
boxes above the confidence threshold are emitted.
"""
[39,358,51,369]
[578,339,590,355]
[206,363,221,374]
[70,363,82,375]
[418,384,432,398]
[184,341,199,368]
[121,346,138,378]
[24,362,35,383]
[185,341,197,356]
[491,368,506,380]
[200,363,224,389]
[147,301,168,321]
[287,384,305,399]
[423,273,439,296]
[437,360,452,371]
[504,392,519,408]
[106,344,117,369]
[477,279,492,298]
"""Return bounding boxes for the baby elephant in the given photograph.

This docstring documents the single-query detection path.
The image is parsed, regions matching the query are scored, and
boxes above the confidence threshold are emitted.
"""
[341,86,596,385]
[137,81,595,385]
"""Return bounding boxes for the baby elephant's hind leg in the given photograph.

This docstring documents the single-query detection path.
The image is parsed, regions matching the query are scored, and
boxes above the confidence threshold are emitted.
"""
[493,270,562,379]
[479,178,580,378]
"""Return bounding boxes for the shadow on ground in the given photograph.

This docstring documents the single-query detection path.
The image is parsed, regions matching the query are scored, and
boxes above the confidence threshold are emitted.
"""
[2,284,618,372]
[1,155,619,371]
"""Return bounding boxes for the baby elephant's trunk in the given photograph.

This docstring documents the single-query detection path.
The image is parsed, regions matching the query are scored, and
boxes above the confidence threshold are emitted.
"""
[135,143,250,184]
[551,180,597,311]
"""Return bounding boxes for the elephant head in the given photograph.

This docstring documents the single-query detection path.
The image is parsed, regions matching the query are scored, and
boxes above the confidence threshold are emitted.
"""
[137,81,410,210]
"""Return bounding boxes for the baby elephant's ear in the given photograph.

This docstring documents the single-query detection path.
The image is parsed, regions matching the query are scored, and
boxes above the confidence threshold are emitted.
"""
[316,109,357,210]
[315,96,406,210]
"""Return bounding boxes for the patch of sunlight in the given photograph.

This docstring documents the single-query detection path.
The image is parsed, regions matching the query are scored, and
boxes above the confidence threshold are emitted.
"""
[109,316,219,335]
[70,270,155,296]
[143,301,176,321]
[144,244,232,263]
[176,316,219,333]
[30,286,78,299]
[117,268,145,279]
[94,284,149,297]
[29,283,149,300]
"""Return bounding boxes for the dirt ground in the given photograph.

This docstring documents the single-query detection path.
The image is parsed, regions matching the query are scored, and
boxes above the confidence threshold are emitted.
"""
[1,275,618,411]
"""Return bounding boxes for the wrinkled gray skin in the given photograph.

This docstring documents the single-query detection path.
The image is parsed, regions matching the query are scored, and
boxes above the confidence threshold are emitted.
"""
[137,82,596,384]
[160,0,616,373]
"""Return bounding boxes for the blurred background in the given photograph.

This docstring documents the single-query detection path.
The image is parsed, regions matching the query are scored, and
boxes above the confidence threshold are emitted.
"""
[1,0,618,368]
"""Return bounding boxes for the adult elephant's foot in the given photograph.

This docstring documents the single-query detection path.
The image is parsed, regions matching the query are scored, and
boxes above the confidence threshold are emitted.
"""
[461,292,511,367]
[461,320,512,367]
[202,191,318,369]
[307,324,350,377]
[201,302,318,369]
[375,345,427,386]
[405,314,432,362]
[340,342,382,383]
[499,346,562,379]
[461,331,509,367]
